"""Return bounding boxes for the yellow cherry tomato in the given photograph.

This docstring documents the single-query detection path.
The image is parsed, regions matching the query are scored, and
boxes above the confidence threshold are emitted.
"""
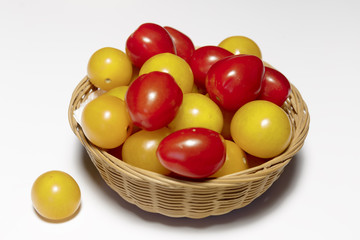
[31,170,81,221]
[139,53,194,93]
[81,95,133,149]
[169,93,223,133]
[210,140,248,178]
[219,36,262,59]
[87,47,133,91]
[105,85,129,101]
[230,100,292,158]
[122,128,172,175]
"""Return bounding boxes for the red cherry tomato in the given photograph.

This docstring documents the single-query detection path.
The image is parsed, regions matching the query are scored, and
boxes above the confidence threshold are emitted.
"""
[189,46,233,90]
[157,128,226,179]
[205,54,264,111]
[126,23,176,68]
[257,66,291,106]
[125,71,183,131]
[164,26,195,64]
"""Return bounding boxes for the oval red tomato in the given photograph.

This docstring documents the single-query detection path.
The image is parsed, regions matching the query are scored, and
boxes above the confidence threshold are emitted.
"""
[257,66,291,106]
[189,46,233,90]
[156,128,226,179]
[125,71,183,131]
[205,54,264,111]
[126,23,176,68]
[164,26,195,64]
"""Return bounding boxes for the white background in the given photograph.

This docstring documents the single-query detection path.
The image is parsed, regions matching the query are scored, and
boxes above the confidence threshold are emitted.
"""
[1,0,359,239]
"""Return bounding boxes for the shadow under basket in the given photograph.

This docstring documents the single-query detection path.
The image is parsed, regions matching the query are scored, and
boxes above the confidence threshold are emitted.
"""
[68,76,310,219]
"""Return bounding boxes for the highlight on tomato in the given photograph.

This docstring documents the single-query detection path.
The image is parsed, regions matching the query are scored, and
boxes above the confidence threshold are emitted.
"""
[257,66,291,106]
[126,23,176,68]
[87,47,133,91]
[121,128,172,175]
[125,71,183,131]
[230,100,292,159]
[205,54,264,111]
[189,45,233,90]
[81,95,133,149]
[157,127,226,179]
[139,52,194,94]
[31,170,81,221]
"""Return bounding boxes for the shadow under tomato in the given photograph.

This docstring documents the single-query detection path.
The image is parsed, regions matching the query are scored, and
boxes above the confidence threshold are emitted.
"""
[79,142,305,228]
[33,204,82,224]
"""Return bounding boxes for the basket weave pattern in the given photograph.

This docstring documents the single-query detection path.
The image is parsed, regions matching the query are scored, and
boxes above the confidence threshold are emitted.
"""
[68,76,310,219]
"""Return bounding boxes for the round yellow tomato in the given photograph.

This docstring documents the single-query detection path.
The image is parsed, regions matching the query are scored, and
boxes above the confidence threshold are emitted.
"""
[31,170,81,221]
[81,95,133,149]
[139,53,194,93]
[210,140,248,178]
[231,100,292,158]
[122,128,172,175]
[87,47,133,91]
[168,93,223,133]
[105,85,129,101]
[219,36,262,59]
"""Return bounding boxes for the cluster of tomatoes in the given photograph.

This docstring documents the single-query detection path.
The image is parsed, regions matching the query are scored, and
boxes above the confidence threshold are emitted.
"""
[81,23,293,179]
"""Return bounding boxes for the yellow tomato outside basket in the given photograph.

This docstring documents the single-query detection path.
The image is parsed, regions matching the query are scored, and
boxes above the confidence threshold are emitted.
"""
[31,171,81,221]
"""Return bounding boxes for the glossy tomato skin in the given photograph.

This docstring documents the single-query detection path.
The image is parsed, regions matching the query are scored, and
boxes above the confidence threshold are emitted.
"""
[125,71,183,131]
[157,128,226,179]
[189,46,233,90]
[218,35,262,59]
[230,100,292,159]
[209,140,248,178]
[87,47,133,91]
[205,54,264,111]
[164,26,195,64]
[31,171,81,221]
[258,66,291,106]
[139,53,194,93]
[126,23,176,68]
[168,93,224,133]
[121,128,172,175]
[81,95,133,149]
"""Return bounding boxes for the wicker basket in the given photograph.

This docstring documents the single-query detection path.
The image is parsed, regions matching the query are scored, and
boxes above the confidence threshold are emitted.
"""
[68,76,310,219]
